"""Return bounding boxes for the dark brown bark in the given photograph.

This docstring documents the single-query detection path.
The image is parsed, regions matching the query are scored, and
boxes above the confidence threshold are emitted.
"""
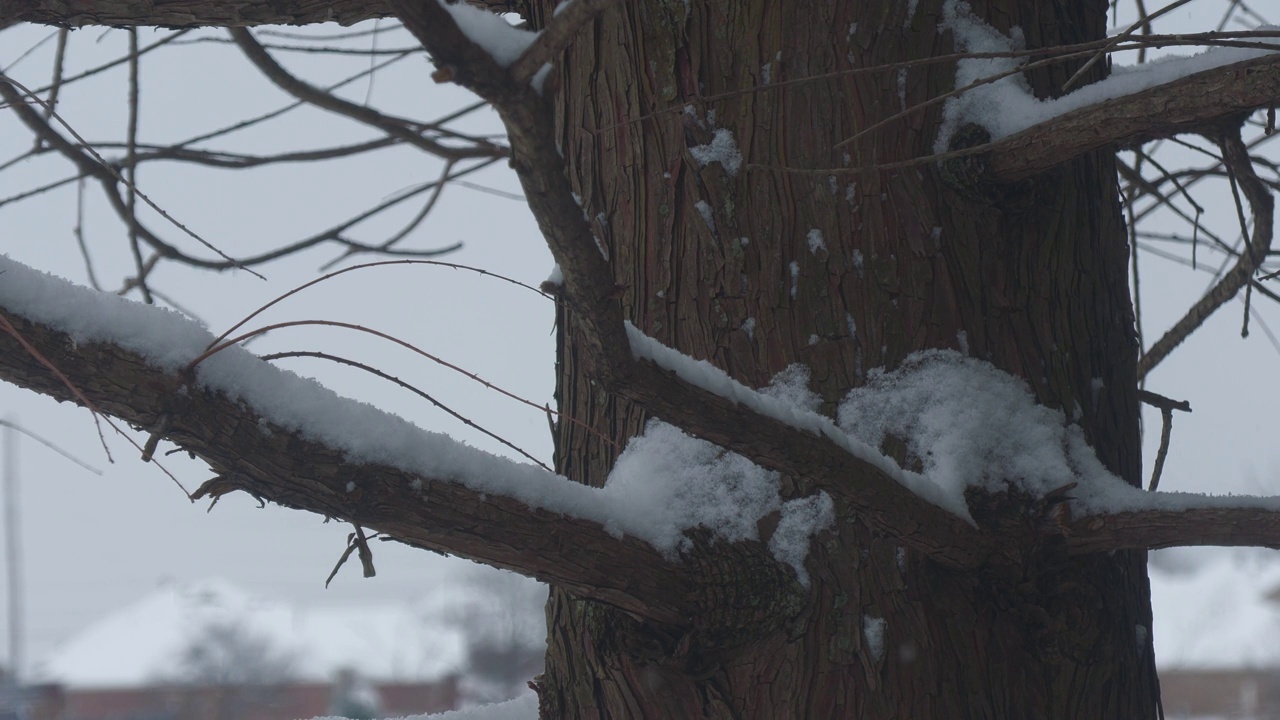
[0,0,520,28]
[536,0,1160,717]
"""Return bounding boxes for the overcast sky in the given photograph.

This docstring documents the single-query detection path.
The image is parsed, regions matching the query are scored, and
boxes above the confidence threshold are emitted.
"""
[1,1,1278,681]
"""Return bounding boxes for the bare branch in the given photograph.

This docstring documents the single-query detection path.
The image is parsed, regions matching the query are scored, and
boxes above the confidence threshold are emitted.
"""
[987,53,1280,182]
[1068,504,1280,554]
[1139,126,1274,379]
[0,0,399,28]
[229,27,507,162]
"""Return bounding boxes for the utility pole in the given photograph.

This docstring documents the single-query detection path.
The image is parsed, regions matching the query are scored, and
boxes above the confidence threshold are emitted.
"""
[2,419,19,686]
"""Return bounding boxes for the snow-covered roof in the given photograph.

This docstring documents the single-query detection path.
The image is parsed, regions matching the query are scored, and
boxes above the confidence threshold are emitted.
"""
[30,578,465,688]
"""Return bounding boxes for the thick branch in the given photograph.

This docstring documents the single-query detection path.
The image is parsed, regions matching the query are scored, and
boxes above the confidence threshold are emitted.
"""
[0,309,718,626]
[0,0,522,28]
[986,53,1280,182]
[1067,505,1280,554]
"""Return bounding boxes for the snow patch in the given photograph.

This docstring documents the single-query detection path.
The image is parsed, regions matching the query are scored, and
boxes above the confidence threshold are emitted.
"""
[770,493,835,586]
[435,0,538,68]
[807,229,826,254]
[863,616,887,663]
[689,128,743,176]
[760,364,822,413]
[694,200,717,234]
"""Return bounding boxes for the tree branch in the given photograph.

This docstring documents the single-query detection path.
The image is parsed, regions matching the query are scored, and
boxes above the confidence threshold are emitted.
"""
[1067,505,1280,554]
[986,53,1280,182]
[1138,126,1274,379]
[0,302,795,629]
[229,27,506,162]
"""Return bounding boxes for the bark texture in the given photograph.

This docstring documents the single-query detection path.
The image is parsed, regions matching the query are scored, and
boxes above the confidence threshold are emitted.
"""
[535,0,1160,717]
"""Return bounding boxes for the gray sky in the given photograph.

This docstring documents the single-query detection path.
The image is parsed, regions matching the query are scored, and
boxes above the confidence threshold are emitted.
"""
[1,2,1278,679]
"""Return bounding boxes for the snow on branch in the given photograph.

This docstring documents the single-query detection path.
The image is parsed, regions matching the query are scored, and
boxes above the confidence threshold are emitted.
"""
[0,255,804,627]
[938,1,1280,181]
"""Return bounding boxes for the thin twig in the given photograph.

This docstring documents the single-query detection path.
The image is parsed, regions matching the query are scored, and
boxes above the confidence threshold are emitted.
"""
[1062,0,1199,92]
[1148,407,1174,491]
[192,319,620,450]
[264,350,552,471]
[0,73,263,279]
[125,29,152,304]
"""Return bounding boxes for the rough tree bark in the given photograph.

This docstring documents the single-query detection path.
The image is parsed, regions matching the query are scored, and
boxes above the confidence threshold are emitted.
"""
[536,0,1159,717]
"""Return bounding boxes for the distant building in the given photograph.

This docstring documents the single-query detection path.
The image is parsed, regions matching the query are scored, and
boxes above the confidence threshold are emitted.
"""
[23,579,471,719]
[1153,549,1280,718]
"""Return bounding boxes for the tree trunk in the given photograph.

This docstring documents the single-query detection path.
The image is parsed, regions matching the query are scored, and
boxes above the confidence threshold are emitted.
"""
[534,0,1160,717]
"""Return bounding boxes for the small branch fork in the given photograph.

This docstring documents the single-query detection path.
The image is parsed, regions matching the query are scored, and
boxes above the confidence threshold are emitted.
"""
[1138,389,1192,492]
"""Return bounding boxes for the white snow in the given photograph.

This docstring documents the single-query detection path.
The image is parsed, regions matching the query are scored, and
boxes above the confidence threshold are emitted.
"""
[605,421,779,550]
[544,264,563,286]
[689,128,743,177]
[863,615,887,663]
[770,493,835,585]
[694,200,716,234]
[603,365,841,580]
[807,229,826,254]
[937,1,1280,152]
[789,261,799,299]
[852,249,864,276]
[531,63,553,94]
[436,0,538,68]
[760,364,822,413]
[624,323,971,520]
[838,349,1119,506]
[741,317,756,340]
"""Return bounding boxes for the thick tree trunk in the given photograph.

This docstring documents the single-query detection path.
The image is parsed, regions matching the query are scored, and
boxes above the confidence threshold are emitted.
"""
[535,0,1160,717]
